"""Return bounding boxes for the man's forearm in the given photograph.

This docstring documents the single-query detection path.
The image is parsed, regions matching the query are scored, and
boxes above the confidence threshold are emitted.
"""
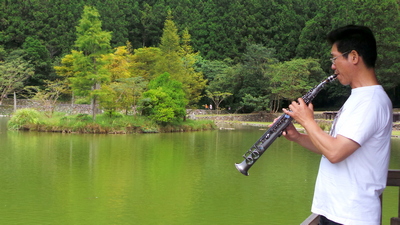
[294,133,323,154]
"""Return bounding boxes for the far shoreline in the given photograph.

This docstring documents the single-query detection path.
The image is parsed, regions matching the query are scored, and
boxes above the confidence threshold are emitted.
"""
[212,120,400,138]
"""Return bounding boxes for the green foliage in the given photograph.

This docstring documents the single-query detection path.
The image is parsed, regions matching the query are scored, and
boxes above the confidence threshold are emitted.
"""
[74,97,91,104]
[180,28,207,106]
[93,84,118,116]
[195,58,231,83]
[98,45,148,115]
[7,109,214,133]
[56,5,112,119]
[107,77,147,114]
[75,113,93,122]
[155,13,206,106]
[22,36,50,66]
[69,5,112,96]
[236,44,278,100]
[1,0,400,110]
[241,94,270,112]
[154,11,183,78]
[269,58,324,101]
[32,79,68,118]
[139,2,166,48]
[131,47,161,81]
[0,56,34,104]
[206,90,233,113]
[75,6,112,56]
[8,108,41,130]
[0,46,6,61]
[138,73,188,124]
[206,44,277,112]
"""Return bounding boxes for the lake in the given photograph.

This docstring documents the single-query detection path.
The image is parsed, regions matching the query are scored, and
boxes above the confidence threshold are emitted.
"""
[0,118,398,224]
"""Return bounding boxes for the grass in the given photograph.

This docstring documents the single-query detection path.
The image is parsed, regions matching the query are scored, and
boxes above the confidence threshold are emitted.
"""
[392,130,400,137]
[8,109,216,134]
[9,109,398,136]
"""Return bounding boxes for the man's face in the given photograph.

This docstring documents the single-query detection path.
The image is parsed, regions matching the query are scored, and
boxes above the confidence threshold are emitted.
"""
[330,44,351,86]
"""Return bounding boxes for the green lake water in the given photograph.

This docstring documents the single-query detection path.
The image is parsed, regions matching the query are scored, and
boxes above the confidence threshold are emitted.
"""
[0,118,398,225]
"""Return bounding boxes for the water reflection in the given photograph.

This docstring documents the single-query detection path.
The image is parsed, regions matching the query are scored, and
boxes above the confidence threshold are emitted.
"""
[0,118,398,225]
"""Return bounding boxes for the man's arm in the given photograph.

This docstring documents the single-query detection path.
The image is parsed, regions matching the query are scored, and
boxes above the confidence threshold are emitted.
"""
[283,98,360,163]
[279,122,320,153]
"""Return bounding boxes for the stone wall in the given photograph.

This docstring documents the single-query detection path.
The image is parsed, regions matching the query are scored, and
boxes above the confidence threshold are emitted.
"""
[193,112,280,122]
[193,110,400,123]
[190,109,329,122]
[2,100,399,123]
[0,99,92,116]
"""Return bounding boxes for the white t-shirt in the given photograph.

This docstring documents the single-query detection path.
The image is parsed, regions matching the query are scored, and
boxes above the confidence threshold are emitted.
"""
[311,85,392,225]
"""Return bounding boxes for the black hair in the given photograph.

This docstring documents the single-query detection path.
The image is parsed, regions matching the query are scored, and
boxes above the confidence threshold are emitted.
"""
[327,25,377,68]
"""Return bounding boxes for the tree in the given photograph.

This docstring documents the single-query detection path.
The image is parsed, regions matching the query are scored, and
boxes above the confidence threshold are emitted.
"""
[231,44,278,112]
[358,0,400,100]
[1,0,400,108]
[31,79,68,118]
[268,58,325,112]
[138,73,187,124]
[154,11,184,79]
[195,57,231,83]
[155,12,206,106]
[205,90,232,114]
[241,93,270,112]
[95,0,130,47]
[239,44,278,96]
[180,28,207,106]
[93,84,118,117]
[65,5,112,120]
[139,2,166,47]
[103,45,133,81]
[22,36,54,86]
[97,77,148,116]
[0,57,34,105]
[131,46,161,81]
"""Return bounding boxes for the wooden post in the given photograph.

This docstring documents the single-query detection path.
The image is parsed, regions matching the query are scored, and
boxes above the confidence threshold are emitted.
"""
[14,92,16,112]
[385,170,400,225]
[300,213,319,225]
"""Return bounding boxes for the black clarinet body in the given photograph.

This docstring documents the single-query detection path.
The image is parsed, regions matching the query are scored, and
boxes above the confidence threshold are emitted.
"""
[235,74,337,176]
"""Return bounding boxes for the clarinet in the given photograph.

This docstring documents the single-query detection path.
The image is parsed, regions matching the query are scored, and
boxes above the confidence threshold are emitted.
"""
[235,74,337,176]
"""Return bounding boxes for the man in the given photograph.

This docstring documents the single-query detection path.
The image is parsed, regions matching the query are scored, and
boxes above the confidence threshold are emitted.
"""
[282,25,392,224]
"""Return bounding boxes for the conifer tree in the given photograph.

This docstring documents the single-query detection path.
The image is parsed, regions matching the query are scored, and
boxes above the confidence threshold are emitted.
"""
[155,11,184,80]
[58,5,112,120]
[180,28,207,106]
[155,11,206,106]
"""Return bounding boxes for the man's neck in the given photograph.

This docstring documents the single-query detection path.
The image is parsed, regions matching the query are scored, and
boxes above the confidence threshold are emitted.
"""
[350,68,379,89]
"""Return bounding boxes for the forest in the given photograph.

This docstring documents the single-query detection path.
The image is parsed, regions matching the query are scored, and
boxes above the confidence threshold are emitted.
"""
[1,0,399,122]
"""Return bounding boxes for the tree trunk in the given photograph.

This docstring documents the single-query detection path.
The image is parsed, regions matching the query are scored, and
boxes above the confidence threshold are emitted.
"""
[14,92,16,112]
[91,83,101,120]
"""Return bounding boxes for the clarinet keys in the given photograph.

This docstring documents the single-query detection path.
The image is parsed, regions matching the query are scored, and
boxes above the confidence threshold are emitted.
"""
[234,74,337,176]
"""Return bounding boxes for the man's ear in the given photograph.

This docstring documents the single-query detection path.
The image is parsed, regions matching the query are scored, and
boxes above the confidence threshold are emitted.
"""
[350,50,360,64]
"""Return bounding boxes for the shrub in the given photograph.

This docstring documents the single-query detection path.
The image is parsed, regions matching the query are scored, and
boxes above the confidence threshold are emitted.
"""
[8,108,41,130]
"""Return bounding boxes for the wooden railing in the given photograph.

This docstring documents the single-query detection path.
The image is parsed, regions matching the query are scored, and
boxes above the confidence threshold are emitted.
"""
[300,213,319,225]
[387,169,400,225]
[301,169,400,225]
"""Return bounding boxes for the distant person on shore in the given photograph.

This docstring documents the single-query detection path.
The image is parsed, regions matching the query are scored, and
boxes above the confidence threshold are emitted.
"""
[280,25,392,224]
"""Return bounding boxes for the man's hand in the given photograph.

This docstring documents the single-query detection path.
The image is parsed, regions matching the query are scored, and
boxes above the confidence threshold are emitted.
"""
[269,117,300,142]
[283,98,315,128]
